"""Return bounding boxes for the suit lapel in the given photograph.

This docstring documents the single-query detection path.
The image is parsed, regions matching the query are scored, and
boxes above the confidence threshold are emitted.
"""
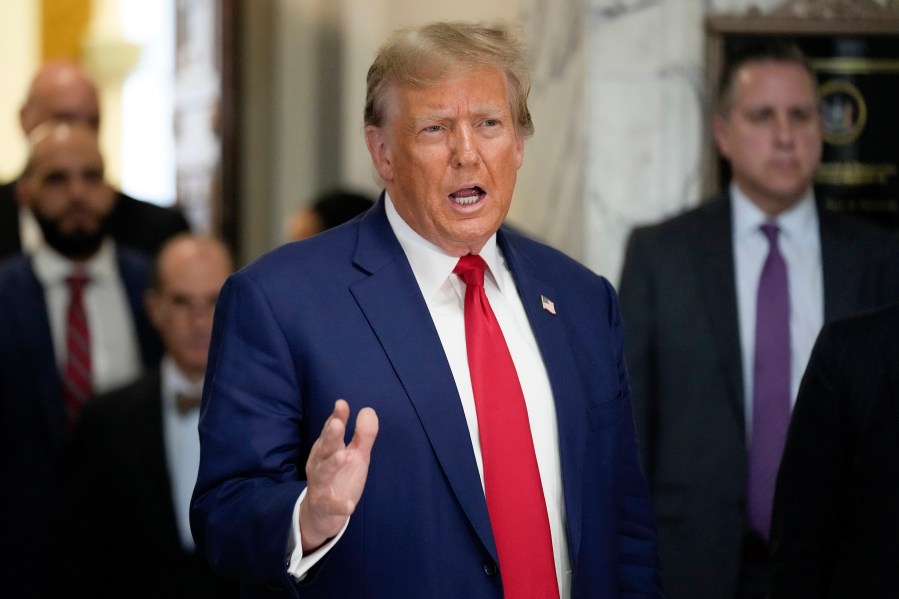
[131,372,185,552]
[498,231,588,565]
[9,260,66,448]
[349,201,497,560]
[690,197,745,421]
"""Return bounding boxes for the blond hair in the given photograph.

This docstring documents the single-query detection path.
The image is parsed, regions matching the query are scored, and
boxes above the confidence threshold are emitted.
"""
[364,21,534,137]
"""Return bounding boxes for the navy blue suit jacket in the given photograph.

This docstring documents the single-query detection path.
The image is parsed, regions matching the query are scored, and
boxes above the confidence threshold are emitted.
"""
[191,199,662,597]
[0,248,161,594]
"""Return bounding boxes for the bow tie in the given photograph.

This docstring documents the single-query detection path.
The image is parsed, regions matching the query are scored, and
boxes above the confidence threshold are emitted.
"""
[175,392,202,415]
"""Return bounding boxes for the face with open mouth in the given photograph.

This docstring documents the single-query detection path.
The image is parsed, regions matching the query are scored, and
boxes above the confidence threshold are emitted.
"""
[365,65,525,256]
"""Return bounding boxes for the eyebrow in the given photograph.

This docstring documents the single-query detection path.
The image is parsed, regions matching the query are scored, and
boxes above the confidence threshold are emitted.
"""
[413,104,509,123]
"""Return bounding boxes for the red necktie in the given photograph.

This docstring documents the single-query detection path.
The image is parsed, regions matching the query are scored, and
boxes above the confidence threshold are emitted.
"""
[454,254,559,599]
[63,271,92,428]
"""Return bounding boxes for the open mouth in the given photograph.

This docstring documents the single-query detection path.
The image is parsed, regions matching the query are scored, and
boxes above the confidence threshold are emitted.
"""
[450,186,485,206]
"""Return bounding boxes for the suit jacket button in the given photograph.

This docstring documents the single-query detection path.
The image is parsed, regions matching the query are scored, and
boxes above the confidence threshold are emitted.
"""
[483,562,498,577]
[265,582,285,592]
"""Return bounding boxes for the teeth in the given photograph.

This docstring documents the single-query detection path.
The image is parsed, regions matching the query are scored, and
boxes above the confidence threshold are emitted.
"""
[454,194,480,205]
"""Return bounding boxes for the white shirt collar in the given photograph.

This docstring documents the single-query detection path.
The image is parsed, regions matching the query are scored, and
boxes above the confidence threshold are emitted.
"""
[32,238,119,287]
[730,182,817,243]
[383,192,507,301]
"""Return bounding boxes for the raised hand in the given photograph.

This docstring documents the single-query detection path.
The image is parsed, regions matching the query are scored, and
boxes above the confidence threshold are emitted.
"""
[299,399,379,553]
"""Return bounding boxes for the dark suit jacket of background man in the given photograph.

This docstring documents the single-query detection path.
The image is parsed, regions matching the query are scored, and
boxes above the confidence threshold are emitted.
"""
[0,249,162,595]
[770,302,899,598]
[617,192,899,599]
[56,369,238,598]
[191,197,663,598]
[0,179,190,260]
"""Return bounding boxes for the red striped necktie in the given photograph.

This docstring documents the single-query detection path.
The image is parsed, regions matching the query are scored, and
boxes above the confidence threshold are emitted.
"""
[63,271,92,429]
[454,254,559,598]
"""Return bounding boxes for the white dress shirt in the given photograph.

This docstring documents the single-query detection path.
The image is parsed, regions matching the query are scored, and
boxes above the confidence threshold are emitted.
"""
[731,183,823,441]
[31,238,144,395]
[288,195,571,596]
[160,356,203,552]
[19,206,43,253]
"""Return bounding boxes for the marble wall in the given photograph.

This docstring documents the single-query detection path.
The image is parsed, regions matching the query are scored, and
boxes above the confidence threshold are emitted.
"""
[522,0,889,285]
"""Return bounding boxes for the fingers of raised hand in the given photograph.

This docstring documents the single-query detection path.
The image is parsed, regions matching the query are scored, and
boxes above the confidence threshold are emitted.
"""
[305,402,379,523]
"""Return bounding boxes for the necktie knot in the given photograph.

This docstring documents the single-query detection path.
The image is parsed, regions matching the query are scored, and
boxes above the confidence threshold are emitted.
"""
[66,272,90,297]
[175,392,202,415]
[760,222,781,246]
[453,254,487,288]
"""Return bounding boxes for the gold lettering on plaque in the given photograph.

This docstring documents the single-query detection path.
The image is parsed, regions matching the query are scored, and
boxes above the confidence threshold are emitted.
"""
[816,162,898,186]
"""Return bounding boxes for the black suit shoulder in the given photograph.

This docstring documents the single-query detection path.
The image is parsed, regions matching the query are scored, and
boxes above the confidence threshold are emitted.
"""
[79,370,162,428]
[829,298,899,333]
[815,301,899,372]
[108,192,191,257]
[627,195,730,245]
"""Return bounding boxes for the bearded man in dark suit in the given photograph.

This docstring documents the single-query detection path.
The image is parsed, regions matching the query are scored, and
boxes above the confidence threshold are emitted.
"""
[0,60,189,260]
[0,121,162,595]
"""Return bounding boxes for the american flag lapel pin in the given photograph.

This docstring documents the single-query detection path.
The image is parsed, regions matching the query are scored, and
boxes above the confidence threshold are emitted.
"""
[540,295,556,315]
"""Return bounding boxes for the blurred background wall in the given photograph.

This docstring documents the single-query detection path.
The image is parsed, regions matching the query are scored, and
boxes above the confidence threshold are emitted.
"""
[0,0,895,280]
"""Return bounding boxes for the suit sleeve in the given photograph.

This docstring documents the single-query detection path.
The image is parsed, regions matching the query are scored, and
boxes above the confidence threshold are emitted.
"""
[768,323,847,598]
[617,229,657,476]
[607,279,665,597]
[190,272,307,590]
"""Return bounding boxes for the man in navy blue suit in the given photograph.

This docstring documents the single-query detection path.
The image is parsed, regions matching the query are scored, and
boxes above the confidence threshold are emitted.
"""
[0,121,161,594]
[191,21,662,598]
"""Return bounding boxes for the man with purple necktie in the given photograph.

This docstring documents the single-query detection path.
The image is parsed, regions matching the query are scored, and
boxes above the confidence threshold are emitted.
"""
[618,40,899,599]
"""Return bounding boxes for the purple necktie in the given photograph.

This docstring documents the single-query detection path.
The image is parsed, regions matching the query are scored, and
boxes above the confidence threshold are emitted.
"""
[748,222,791,540]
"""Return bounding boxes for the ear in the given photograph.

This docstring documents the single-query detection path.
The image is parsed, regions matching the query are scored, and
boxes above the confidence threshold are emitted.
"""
[514,131,525,170]
[712,114,731,160]
[18,105,30,136]
[364,125,394,183]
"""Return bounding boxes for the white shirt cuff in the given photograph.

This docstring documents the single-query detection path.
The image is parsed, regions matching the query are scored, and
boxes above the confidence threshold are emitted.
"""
[286,487,351,580]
